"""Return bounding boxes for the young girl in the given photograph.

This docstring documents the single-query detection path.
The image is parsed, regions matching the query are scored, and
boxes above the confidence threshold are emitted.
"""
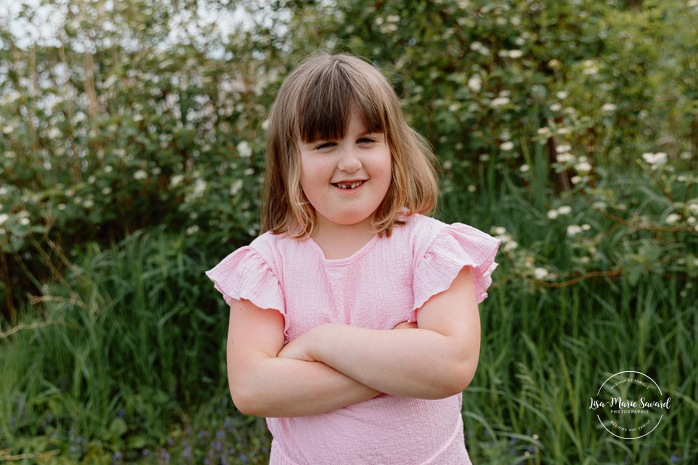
[206,53,500,465]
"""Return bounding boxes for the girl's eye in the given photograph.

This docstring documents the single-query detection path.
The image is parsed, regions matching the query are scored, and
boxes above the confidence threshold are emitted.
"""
[358,137,376,144]
[314,142,336,150]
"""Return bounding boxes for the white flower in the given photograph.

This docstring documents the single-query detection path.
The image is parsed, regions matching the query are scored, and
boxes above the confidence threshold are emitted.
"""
[503,241,518,252]
[508,49,524,59]
[470,42,490,55]
[170,174,184,187]
[230,179,244,196]
[83,199,94,209]
[467,75,482,93]
[557,206,572,215]
[520,164,530,173]
[688,203,698,214]
[557,144,572,153]
[534,267,549,280]
[133,170,148,180]
[665,213,681,225]
[567,225,583,236]
[479,154,490,162]
[557,153,575,163]
[571,175,583,184]
[582,60,599,75]
[601,103,617,112]
[547,210,558,220]
[20,217,30,226]
[537,127,551,136]
[186,225,200,236]
[467,185,477,192]
[491,97,510,107]
[575,161,592,174]
[237,141,252,158]
[500,141,514,151]
[556,91,569,100]
[549,103,562,112]
[193,179,207,197]
[493,226,507,236]
[642,152,668,165]
[0,214,8,225]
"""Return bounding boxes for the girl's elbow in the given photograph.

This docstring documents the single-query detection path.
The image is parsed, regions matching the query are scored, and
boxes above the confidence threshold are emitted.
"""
[229,381,264,417]
[441,358,478,396]
[231,389,273,417]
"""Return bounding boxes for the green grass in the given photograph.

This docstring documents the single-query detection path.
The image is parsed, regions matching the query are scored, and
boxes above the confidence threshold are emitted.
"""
[465,278,697,464]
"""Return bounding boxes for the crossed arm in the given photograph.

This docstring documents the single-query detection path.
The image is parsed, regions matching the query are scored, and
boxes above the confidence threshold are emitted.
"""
[226,267,481,418]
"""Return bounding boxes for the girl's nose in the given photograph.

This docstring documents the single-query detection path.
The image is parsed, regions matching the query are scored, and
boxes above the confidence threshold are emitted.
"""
[337,149,362,173]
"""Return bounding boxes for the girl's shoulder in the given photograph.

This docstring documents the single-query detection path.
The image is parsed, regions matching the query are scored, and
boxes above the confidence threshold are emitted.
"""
[250,229,308,253]
[395,213,449,247]
[402,214,501,306]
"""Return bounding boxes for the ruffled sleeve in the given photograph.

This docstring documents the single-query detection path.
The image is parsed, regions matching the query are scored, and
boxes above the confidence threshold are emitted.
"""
[412,223,500,315]
[205,246,286,319]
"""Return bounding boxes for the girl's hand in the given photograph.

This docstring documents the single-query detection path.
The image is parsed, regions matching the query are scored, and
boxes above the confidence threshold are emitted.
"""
[281,321,415,361]
[277,332,317,362]
[392,321,418,330]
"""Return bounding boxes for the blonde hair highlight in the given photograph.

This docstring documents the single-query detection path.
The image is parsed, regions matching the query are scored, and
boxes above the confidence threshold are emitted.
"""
[261,52,438,238]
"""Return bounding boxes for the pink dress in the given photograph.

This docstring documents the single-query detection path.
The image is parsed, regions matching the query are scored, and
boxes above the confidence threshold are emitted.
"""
[206,214,500,465]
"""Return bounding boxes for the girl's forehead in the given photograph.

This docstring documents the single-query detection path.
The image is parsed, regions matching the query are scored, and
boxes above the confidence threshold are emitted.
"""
[299,111,384,143]
[292,62,389,142]
[297,103,384,143]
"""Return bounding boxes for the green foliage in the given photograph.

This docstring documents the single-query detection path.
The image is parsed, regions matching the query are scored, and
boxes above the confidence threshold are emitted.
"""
[1,0,697,463]
[0,230,230,461]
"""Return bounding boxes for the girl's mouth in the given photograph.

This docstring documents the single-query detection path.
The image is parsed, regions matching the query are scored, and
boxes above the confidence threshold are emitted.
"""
[333,180,365,190]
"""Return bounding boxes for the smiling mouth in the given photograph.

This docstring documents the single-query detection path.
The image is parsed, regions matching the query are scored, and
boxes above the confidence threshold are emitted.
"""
[333,180,365,189]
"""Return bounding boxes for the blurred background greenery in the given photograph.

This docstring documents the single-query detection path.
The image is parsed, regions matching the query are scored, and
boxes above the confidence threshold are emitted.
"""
[1,0,696,463]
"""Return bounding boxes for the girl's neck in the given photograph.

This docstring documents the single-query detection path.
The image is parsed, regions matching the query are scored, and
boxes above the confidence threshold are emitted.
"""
[311,218,375,260]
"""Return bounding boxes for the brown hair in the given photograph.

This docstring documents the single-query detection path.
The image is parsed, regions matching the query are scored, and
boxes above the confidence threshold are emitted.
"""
[261,52,438,238]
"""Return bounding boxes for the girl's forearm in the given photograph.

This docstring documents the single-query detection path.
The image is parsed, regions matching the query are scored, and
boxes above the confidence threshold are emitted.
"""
[307,324,477,399]
[231,355,380,418]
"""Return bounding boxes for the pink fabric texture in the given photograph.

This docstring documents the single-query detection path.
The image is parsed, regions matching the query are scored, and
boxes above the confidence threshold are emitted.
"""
[206,214,500,464]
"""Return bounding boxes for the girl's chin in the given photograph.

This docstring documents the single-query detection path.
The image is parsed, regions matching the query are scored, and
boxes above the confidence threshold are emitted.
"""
[317,212,375,228]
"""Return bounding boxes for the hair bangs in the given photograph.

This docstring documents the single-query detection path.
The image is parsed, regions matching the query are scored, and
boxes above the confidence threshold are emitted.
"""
[296,63,386,143]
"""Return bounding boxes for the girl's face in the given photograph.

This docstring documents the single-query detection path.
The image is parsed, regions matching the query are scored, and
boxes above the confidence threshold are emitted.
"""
[298,111,392,233]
